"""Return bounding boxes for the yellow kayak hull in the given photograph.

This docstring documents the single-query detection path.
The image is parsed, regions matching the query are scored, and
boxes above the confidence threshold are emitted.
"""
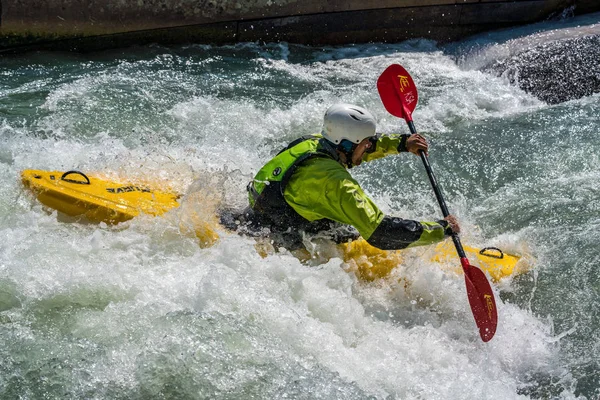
[340,238,530,282]
[21,169,531,280]
[21,169,180,224]
[431,241,527,282]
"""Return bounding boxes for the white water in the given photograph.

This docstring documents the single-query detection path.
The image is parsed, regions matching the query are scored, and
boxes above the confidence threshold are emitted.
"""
[2,16,599,398]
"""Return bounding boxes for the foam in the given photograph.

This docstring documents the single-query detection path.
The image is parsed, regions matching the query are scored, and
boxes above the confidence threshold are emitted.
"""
[3,34,597,397]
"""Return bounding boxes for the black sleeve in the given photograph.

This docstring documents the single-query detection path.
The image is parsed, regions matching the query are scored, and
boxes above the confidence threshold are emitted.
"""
[366,216,424,250]
[397,134,411,152]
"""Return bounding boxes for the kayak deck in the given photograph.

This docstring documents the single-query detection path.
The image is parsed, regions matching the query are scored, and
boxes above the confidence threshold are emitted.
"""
[340,237,529,282]
[22,169,180,223]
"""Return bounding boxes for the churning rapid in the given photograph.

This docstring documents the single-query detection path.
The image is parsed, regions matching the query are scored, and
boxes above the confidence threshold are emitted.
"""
[1,11,599,399]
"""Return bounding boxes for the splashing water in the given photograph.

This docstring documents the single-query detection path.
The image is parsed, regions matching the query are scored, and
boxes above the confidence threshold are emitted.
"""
[1,14,599,399]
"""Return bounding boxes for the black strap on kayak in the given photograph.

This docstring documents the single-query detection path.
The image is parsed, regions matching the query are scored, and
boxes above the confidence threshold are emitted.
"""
[61,170,91,185]
[479,247,504,259]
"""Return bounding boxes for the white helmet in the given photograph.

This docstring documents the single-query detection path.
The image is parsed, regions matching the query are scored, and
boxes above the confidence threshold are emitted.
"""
[321,104,377,145]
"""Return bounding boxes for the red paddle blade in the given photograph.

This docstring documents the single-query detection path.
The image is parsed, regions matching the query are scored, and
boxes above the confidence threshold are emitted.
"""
[377,64,419,121]
[462,258,498,342]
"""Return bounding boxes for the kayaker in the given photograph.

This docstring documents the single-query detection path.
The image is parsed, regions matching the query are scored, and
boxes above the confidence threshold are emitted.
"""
[223,103,459,251]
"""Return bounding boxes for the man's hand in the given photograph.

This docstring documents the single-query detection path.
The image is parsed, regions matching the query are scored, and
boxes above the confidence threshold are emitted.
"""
[444,215,460,234]
[406,134,428,155]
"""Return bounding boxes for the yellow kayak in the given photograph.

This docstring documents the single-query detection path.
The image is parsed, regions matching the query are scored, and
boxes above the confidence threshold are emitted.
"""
[21,169,180,223]
[21,169,532,281]
[341,238,529,282]
[430,241,528,282]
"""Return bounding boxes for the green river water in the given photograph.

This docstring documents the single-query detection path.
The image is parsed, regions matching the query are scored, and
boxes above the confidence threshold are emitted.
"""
[1,13,599,399]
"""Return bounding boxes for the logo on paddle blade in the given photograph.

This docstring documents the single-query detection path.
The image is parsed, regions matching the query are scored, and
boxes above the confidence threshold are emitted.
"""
[397,75,410,92]
[484,294,494,319]
[404,91,416,105]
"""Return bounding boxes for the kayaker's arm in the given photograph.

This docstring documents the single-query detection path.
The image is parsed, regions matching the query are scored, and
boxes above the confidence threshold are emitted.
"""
[367,216,450,250]
[362,133,428,162]
[284,157,450,250]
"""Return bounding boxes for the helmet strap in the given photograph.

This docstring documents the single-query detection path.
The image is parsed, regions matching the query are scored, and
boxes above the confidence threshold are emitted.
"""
[338,139,358,168]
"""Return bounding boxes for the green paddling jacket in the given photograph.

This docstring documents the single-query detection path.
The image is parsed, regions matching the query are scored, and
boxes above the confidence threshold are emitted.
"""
[247,134,451,250]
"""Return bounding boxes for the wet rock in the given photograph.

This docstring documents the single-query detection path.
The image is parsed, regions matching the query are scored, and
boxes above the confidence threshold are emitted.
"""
[485,35,600,104]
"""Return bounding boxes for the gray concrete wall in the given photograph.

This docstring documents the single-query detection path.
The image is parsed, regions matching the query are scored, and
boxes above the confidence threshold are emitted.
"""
[0,0,596,52]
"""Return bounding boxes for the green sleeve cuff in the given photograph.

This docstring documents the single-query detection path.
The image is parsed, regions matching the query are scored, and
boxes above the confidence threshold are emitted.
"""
[436,219,454,236]
[405,221,447,248]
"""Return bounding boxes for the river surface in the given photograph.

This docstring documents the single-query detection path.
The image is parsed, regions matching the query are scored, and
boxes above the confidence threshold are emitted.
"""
[1,12,599,400]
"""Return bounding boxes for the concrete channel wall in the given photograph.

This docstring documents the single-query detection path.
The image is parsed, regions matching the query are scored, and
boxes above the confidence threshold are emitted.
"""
[0,0,598,53]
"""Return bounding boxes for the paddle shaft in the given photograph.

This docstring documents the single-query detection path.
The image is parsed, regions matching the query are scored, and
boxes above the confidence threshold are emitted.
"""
[378,64,497,341]
[406,120,467,260]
